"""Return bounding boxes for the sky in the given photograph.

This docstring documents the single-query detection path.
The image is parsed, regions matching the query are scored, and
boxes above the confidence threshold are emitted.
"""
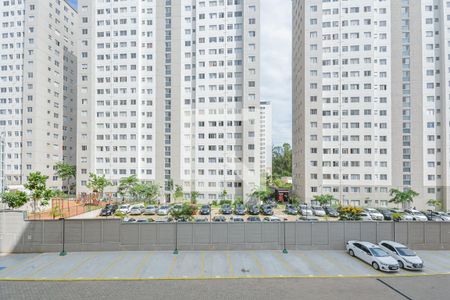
[67,0,292,146]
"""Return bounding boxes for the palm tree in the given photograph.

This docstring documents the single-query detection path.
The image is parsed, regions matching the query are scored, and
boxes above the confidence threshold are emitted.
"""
[313,194,336,206]
[389,188,419,208]
[118,175,139,200]
[54,162,76,197]
[87,173,111,195]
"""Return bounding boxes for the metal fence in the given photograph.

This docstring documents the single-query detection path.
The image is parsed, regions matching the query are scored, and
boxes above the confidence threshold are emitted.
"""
[1,211,449,253]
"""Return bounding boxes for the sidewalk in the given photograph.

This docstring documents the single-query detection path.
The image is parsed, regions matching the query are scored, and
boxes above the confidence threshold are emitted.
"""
[69,208,103,219]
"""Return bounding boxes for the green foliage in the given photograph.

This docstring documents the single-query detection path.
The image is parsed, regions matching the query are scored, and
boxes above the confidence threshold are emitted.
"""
[272,143,292,179]
[389,189,419,206]
[114,211,126,218]
[87,173,111,194]
[174,185,184,202]
[219,199,232,205]
[190,191,199,204]
[211,200,218,206]
[170,203,198,221]
[427,199,442,211]
[147,218,155,222]
[117,175,139,198]
[272,178,292,189]
[313,194,336,206]
[251,187,273,202]
[219,189,228,201]
[54,162,76,195]
[338,206,363,221]
[1,191,28,209]
[24,172,54,212]
[131,181,159,203]
[233,197,243,207]
[288,195,300,206]
[50,205,63,219]
[392,213,403,221]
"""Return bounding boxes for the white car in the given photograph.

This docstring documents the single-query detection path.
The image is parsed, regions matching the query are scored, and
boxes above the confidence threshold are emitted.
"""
[311,206,326,217]
[358,212,373,221]
[129,206,143,215]
[346,240,399,272]
[405,209,428,221]
[300,205,313,216]
[263,216,281,222]
[118,204,130,214]
[391,209,414,221]
[378,241,424,271]
[365,208,384,221]
[434,212,450,221]
[157,205,170,216]
[143,205,157,215]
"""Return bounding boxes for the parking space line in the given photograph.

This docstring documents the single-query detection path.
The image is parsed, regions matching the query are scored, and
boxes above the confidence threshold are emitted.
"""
[0,254,45,275]
[272,252,296,274]
[167,255,177,277]
[96,252,127,278]
[226,252,234,276]
[250,253,267,276]
[134,252,154,278]
[27,255,64,278]
[62,253,98,278]
[321,253,355,275]
[293,252,326,275]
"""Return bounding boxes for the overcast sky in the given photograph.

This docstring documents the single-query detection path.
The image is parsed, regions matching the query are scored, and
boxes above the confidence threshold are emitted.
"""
[68,0,292,146]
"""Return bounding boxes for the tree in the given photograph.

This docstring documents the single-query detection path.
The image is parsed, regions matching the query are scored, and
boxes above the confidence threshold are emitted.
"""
[117,175,139,199]
[190,191,199,204]
[1,191,28,209]
[251,187,272,203]
[131,181,159,203]
[54,162,76,196]
[272,178,292,189]
[272,143,292,179]
[313,194,336,206]
[219,189,228,201]
[167,178,174,201]
[24,172,54,212]
[170,203,198,221]
[427,199,442,211]
[87,173,111,194]
[174,185,184,202]
[389,188,419,208]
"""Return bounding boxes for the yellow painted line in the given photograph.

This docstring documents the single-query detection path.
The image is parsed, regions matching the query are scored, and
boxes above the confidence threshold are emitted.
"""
[167,255,177,277]
[62,254,98,278]
[134,252,154,278]
[27,255,65,278]
[0,254,46,274]
[0,272,449,282]
[226,252,234,276]
[273,251,296,274]
[96,252,127,278]
[293,252,326,274]
[250,253,267,276]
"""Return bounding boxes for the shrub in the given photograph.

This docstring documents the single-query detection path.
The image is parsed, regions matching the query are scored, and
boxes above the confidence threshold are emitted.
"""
[392,213,403,221]
[170,203,198,221]
[211,200,218,206]
[338,206,363,221]
[114,211,126,218]
[219,199,232,206]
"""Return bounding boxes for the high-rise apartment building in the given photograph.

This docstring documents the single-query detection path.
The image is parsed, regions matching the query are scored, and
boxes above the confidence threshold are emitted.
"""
[0,0,77,190]
[260,100,272,179]
[293,0,450,210]
[77,0,260,203]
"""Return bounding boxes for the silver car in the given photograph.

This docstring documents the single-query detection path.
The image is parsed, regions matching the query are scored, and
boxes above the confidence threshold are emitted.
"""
[143,205,157,215]
[405,209,428,221]
[129,206,143,215]
[311,206,326,217]
[365,208,384,221]
[157,205,170,216]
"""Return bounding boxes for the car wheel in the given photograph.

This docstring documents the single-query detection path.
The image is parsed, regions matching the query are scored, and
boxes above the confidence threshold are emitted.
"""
[398,260,404,269]
[372,262,380,270]
[349,249,354,257]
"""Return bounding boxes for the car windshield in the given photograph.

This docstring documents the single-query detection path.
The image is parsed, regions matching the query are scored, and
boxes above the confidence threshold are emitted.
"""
[201,205,209,209]
[396,247,416,257]
[119,205,127,209]
[370,247,389,257]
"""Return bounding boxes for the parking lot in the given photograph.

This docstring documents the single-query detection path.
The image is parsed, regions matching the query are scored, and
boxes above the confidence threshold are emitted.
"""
[0,250,449,280]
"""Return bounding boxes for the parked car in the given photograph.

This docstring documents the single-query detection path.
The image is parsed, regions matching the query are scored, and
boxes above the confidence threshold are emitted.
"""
[143,205,157,215]
[234,204,247,215]
[390,209,414,221]
[298,216,319,221]
[230,216,245,222]
[199,205,211,215]
[358,212,373,221]
[157,205,170,216]
[299,205,313,216]
[424,211,445,222]
[118,204,130,214]
[405,209,428,221]
[431,211,450,221]
[263,216,281,222]
[365,208,384,221]
[247,216,261,222]
[213,215,226,222]
[285,204,298,215]
[220,204,233,215]
[247,205,260,215]
[99,207,113,216]
[195,217,208,223]
[123,217,136,223]
[378,241,423,270]
[323,206,339,218]
[155,217,173,223]
[265,199,278,208]
[129,206,143,215]
[346,241,399,272]
[260,204,274,215]
[377,209,393,221]
[171,204,183,214]
[311,206,326,217]
[136,219,149,223]
[105,204,118,213]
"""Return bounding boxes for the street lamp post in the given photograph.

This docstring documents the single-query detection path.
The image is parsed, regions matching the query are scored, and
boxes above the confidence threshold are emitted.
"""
[59,218,67,256]
[282,219,288,254]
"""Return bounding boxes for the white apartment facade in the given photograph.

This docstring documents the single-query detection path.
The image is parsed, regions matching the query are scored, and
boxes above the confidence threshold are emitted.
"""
[293,0,450,210]
[77,0,260,203]
[260,100,272,179]
[0,0,77,191]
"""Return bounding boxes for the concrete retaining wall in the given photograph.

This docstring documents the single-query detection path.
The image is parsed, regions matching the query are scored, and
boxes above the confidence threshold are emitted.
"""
[1,211,449,253]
